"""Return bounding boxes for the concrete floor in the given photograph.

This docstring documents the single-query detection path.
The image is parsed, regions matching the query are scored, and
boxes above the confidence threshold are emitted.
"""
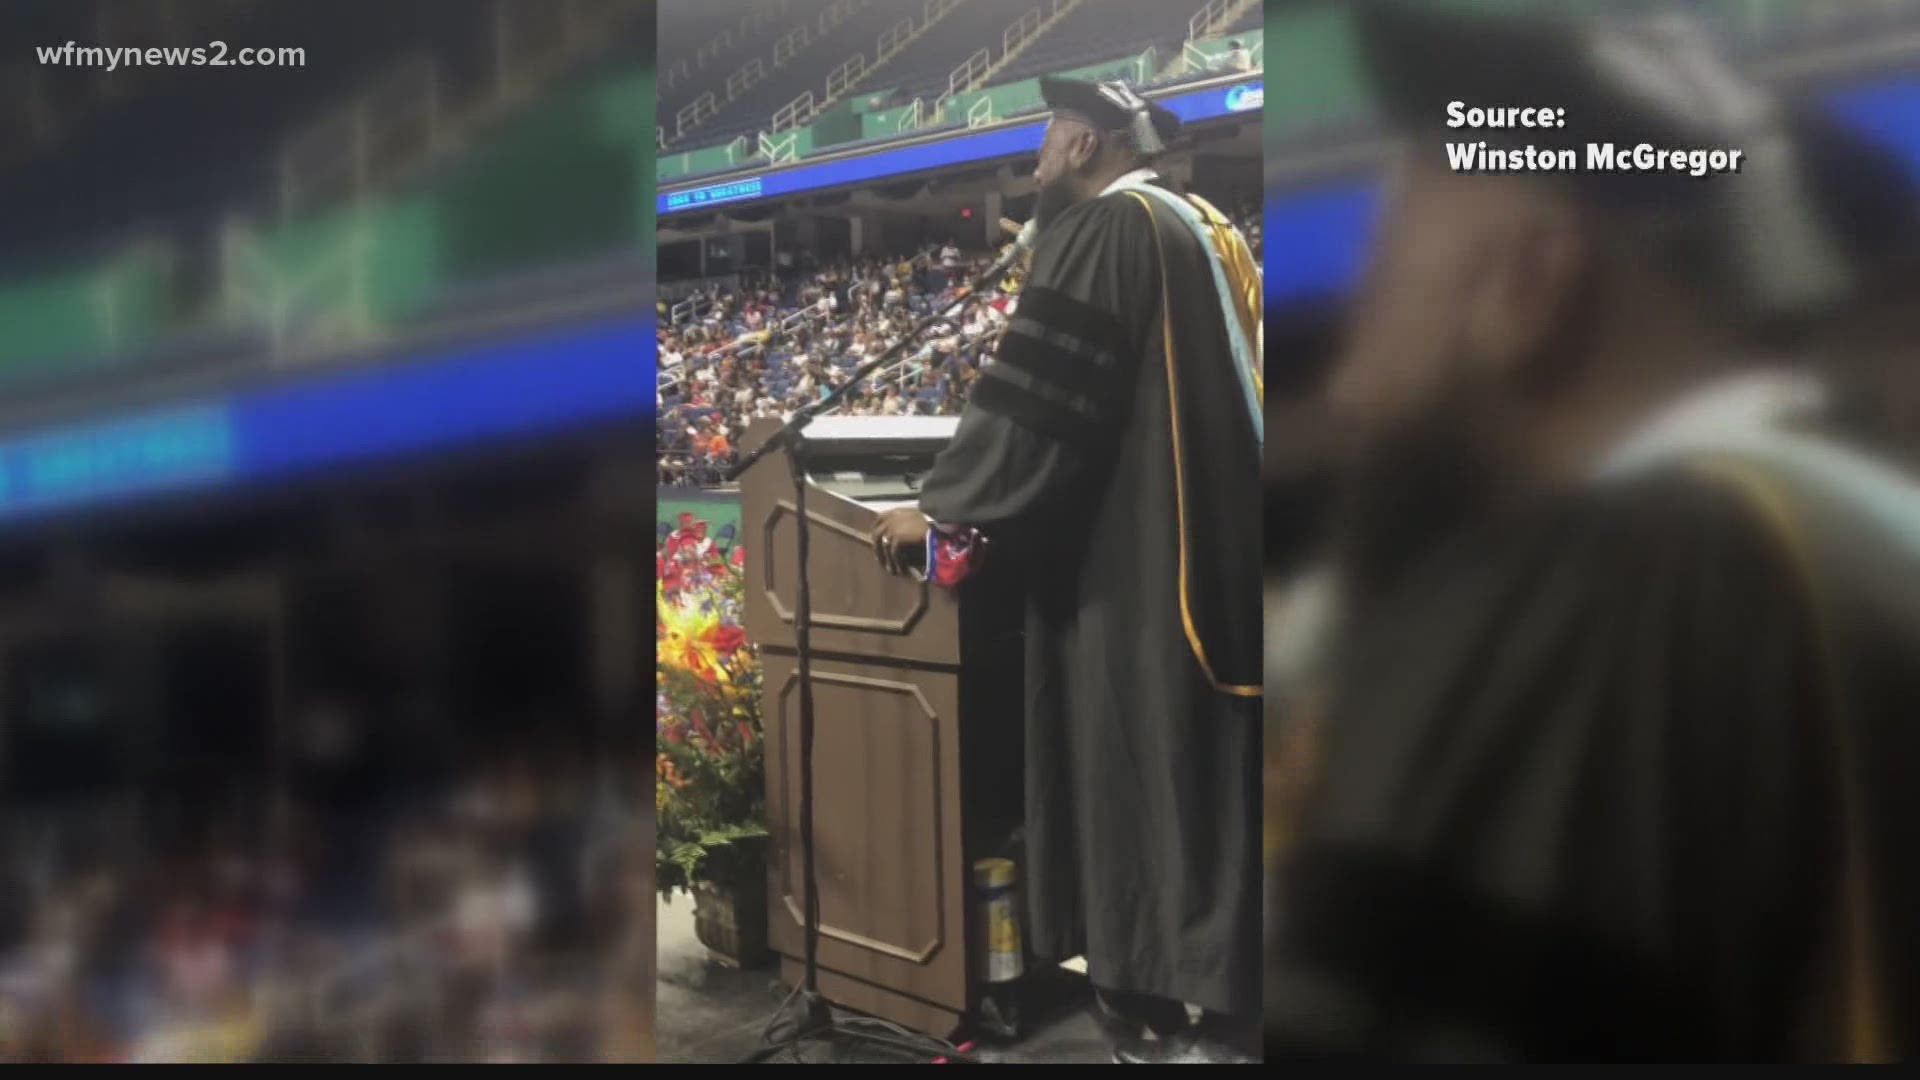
[654,893,1116,1064]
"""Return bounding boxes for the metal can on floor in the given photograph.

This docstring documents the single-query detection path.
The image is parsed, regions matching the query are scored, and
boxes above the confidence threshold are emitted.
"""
[974,857,1023,984]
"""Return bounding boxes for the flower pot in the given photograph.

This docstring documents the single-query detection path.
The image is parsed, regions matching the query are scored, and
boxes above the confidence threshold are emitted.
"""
[693,872,772,969]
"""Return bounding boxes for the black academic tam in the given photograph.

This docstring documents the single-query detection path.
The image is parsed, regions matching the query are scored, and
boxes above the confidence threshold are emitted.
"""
[1039,76,1182,153]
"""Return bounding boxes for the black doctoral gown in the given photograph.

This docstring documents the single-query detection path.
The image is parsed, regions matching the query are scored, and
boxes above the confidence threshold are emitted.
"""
[917,184,1263,1018]
[1269,454,1920,1062]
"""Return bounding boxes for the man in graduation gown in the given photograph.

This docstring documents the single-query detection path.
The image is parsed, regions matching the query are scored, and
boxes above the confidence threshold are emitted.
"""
[1267,2,1920,1063]
[868,77,1264,1063]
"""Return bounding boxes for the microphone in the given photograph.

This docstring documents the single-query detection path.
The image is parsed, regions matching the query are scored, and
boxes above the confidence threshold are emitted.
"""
[969,220,1038,294]
[728,222,1037,482]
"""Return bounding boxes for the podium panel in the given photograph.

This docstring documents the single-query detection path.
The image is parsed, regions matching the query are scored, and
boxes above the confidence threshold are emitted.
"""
[739,416,1020,1039]
[760,654,968,1020]
[739,438,961,666]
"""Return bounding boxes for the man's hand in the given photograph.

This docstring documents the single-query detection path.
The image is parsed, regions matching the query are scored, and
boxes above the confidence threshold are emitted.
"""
[870,507,930,577]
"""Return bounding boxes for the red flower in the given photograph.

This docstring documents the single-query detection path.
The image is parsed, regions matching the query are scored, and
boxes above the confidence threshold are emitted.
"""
[708,624,747,656]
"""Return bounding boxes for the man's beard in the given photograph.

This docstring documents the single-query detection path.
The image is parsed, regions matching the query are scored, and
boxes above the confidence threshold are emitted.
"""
[1326,386,1510,617]
[1033,173,1080,233]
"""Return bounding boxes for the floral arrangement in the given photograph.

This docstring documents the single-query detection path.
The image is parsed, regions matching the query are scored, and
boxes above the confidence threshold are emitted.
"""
[656,513,769,897]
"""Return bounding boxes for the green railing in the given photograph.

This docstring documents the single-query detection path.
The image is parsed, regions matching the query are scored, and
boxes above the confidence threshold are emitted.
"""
[932,47,1187,136]
[1174,28,1266,80]
[660,31,1269,185]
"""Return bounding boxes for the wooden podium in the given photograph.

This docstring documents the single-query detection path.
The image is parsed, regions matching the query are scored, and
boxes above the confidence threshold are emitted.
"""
[738,416,1022,1039]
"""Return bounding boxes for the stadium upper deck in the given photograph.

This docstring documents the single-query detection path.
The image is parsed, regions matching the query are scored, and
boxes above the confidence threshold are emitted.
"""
[658,0,1260,184]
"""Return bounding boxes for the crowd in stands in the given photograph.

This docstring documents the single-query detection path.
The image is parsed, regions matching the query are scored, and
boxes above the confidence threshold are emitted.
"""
[0,741,648,1063]
[656,205,1261,488]
[657,245,1016,488]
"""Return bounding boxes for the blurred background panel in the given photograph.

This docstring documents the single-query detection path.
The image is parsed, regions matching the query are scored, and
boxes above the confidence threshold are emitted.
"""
[1262,0,1920,1061]
[1262,0,1920,518]
[0,0,653,1064]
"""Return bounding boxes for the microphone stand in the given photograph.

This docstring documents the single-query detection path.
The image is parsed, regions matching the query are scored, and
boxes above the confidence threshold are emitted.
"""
[729,253,1020,1064]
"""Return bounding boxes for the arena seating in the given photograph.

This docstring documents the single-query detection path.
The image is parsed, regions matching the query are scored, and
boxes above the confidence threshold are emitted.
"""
[658,203,1263,489]
[658,0,788,133]
[665,0,891,149]
[847,0,1048,111]
[954,0,1215,100]
[658,0,1260,178]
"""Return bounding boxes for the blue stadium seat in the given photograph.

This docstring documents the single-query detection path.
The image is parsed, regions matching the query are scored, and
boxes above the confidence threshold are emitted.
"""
[854,0,1040,108]
[659,4,760,122]
[1217,4,1260,36]
[670,2,896,150]
[988,0,1211,92]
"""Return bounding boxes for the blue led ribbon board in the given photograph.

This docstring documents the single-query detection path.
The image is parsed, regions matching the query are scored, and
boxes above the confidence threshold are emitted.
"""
[663,177,765,213]
[658,80,1264,216]
[0,316,650,523]
[0,405,236,516]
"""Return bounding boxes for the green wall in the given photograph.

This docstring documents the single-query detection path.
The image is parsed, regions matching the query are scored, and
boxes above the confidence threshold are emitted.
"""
[0,251,166,378]
[252,197,442,331]
[442,79,642,282]
[659,490,745,558]
[810,102,866,152]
